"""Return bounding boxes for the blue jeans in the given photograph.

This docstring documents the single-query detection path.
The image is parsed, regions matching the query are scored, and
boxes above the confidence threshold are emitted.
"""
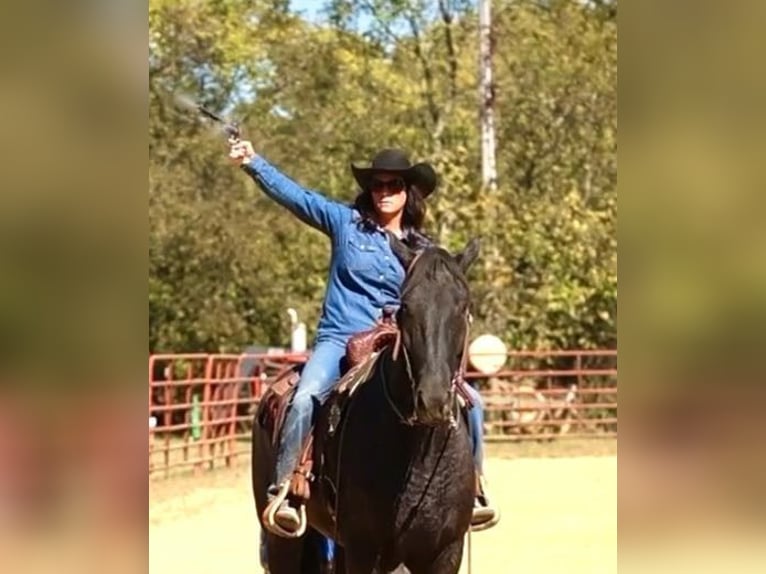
[463,383,485,473]
[275,339,346,484]
[270,340,345,565]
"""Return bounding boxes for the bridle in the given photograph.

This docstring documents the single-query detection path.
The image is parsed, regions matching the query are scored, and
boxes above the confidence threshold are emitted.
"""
[382,251,475,427]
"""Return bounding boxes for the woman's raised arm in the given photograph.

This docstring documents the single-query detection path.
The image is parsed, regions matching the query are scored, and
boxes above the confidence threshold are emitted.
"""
[229,138,347,236]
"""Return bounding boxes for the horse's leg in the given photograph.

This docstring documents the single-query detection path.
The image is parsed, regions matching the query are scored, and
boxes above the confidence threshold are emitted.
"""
[332,545,386,574]
[306,529,336,574]
[342,544,378,574]
[407,538,463,574]
[333,546,345,574]
[263,532,307,574]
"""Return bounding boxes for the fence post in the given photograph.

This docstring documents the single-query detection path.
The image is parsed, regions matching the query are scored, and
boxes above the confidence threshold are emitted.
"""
[148,357,155,475]
[182,364,192,465]
[203,356,213,471]
[163,362,173,478]
[228,359,240,467]
[149,415,156,474]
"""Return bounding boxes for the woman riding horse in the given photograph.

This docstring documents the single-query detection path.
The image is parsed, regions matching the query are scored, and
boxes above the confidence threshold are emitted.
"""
[228,139,498,542]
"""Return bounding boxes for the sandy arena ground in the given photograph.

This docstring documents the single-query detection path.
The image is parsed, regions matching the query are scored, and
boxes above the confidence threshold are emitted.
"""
[150,447,615,574]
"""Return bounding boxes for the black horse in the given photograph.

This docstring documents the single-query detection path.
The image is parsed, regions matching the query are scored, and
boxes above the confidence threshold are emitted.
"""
[252,236,481,574]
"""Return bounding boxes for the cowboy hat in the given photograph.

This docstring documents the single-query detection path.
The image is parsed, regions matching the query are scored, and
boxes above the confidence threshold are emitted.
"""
[351,148,438,198]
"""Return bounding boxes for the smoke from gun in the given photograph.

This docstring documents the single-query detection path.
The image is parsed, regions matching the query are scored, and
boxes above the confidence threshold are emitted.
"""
[173,92,241,140]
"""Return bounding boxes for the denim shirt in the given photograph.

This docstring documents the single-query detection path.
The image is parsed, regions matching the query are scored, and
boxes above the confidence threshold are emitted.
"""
[242,155,429,344]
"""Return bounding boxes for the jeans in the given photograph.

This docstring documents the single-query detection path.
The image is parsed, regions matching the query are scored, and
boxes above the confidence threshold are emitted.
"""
[275,339,347,484]
[463,383,485,473]
[270,340,345,565]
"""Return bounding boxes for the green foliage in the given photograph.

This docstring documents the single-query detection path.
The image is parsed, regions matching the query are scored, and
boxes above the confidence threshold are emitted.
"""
[149,0,616,353]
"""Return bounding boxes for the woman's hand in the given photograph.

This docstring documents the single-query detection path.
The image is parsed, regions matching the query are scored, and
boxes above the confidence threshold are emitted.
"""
[228,137,256,165]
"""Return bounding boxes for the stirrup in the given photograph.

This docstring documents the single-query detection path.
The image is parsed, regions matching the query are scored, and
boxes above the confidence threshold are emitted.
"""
[262,480,308,539]
[471,503,501,532]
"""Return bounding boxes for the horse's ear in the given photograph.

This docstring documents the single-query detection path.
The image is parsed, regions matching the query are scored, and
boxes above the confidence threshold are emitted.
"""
[455,237,481,273]
[388,232,416,270]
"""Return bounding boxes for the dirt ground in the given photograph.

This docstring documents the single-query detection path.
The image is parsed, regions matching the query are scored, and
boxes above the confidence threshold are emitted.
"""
[150,441,616,574]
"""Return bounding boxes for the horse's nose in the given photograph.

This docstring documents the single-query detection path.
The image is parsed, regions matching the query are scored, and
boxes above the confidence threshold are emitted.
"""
[415,387,450,424]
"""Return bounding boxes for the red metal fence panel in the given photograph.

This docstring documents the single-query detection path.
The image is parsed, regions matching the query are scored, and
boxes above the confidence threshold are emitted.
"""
[148,350,616,476]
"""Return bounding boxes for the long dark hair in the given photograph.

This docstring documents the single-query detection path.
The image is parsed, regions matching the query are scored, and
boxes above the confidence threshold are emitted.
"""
[353,183,428,231]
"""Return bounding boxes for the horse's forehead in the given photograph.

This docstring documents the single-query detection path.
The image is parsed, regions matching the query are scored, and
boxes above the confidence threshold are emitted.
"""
[418,249,452,273]
[403,250,467,300]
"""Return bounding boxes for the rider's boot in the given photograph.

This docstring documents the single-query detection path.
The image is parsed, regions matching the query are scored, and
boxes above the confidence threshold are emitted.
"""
[472,473,500,530]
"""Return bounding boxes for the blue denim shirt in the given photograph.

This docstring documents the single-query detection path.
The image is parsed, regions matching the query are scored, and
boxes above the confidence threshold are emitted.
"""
[242,155,426,344]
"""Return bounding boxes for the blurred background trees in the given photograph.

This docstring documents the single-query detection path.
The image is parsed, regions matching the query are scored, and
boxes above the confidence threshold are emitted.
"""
[149,0,616,353]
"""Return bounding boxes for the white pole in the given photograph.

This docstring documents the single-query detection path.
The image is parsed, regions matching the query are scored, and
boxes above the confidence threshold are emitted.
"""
[286,308,306,353]
[479,0,497,191]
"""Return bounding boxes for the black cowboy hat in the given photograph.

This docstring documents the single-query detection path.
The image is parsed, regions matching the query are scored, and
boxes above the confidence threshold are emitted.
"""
[351,148,438,198]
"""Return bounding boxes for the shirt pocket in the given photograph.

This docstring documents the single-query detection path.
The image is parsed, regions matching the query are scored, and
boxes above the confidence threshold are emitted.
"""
[344,237,379,271]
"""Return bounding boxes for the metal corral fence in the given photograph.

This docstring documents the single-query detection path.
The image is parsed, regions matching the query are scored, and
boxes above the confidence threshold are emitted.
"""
[148,349,616,477]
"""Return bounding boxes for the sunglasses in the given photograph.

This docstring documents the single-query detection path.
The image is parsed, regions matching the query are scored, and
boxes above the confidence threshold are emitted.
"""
[370,177,406,193]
